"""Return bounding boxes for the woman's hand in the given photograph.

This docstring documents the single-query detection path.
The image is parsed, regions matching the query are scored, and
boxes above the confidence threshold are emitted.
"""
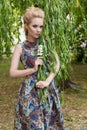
[34,57,43,72]
[36,80,49,89]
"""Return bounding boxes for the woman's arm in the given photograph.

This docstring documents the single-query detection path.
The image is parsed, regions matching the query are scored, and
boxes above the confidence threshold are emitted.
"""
[9,44,43,78]
[45,51,60,84]
[36,51,60,88]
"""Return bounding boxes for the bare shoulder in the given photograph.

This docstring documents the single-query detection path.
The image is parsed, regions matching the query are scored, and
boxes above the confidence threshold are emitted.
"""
[14,44,22,54]
[15,44,22,50]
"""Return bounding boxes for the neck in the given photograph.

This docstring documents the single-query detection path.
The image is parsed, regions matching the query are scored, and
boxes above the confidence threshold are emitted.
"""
[26,36,37,43]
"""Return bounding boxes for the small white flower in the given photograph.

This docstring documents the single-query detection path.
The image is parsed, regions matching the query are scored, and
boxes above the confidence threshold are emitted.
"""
[38,45,43,56]
[66,14,70,20]
[74,29,78,33]
[80,42,86,48]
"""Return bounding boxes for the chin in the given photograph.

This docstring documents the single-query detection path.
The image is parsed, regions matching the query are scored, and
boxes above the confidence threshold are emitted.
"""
[35,36,40,39]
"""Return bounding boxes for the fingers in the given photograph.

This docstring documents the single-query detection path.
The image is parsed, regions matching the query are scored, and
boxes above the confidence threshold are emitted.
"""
[37,57,43,64]
[36,81,45,89]
[35,58,43,66]
[39,59,43,65]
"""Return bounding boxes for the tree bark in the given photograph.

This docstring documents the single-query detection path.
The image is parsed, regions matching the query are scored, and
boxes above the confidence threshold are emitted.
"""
[60,77,80,90]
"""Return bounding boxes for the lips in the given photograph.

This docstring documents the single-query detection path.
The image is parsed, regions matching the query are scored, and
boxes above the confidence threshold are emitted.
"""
[35,34,40,37]
[36,33,40,35]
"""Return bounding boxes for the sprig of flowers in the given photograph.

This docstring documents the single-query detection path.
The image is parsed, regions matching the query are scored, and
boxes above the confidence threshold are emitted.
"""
[37,45,43,56]
[37,44,48,103]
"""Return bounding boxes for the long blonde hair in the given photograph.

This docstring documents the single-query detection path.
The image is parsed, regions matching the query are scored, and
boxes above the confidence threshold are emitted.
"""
[23,6,45,36]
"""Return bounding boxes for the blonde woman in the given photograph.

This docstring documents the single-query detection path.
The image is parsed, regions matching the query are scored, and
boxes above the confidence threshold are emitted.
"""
[10,6,65,130]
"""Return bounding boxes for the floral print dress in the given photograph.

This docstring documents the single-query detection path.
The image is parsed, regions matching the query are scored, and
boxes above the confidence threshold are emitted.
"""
[14,40,65,130]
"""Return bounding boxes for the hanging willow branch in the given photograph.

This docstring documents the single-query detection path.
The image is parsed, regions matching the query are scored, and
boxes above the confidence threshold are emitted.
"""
[1,0,86,85]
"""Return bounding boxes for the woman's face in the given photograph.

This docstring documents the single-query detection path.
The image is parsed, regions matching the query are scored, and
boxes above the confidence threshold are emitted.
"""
[27,17,44,41]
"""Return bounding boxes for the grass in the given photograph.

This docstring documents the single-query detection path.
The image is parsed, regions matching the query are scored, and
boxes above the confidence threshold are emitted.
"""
[0,58,87,130]
[62,63,87,129]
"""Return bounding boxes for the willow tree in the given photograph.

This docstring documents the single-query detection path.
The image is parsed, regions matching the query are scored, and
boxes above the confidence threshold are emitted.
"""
[0,0,21,57]
[0,0,86,88]
[0,0,12,57]
[70,0,87,63]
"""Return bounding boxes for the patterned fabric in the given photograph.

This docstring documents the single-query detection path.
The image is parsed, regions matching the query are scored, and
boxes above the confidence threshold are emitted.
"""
[14,40,65,130]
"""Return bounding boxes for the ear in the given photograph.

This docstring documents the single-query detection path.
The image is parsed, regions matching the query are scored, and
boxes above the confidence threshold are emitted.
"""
[24,23,28,30]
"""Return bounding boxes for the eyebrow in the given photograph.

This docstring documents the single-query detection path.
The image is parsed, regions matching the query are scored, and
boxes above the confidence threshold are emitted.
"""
[32,24,44,27]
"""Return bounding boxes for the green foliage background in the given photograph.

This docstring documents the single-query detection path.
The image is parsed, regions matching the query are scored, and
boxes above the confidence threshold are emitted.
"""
[0,0,87,80]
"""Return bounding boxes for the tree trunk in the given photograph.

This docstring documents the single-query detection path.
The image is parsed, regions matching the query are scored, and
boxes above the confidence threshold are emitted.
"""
[60,77,80,91]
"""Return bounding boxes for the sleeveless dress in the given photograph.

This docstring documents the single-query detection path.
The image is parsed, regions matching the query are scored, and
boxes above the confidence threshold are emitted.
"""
[14,40,65,130]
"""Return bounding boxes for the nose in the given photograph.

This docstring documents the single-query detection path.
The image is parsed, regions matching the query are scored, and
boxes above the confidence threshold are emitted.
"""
[37,27,41,33]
